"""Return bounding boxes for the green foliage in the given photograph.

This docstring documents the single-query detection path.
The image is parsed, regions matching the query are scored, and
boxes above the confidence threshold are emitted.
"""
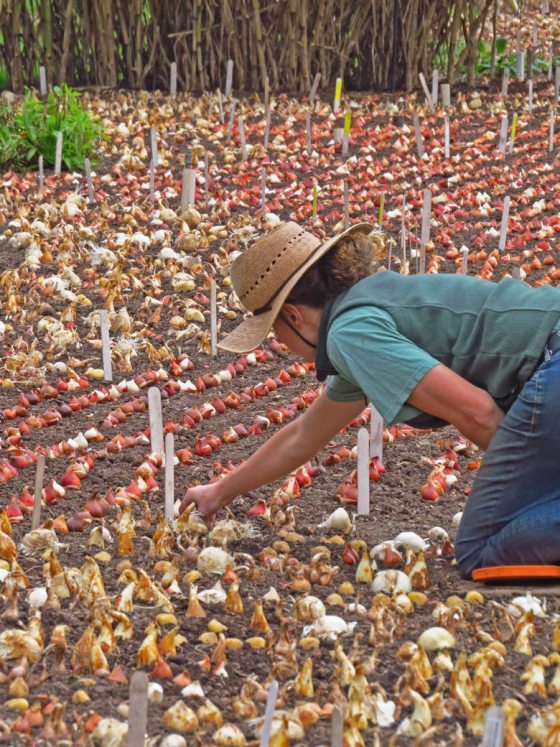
[434,37,550,80]
[0,84,106,171]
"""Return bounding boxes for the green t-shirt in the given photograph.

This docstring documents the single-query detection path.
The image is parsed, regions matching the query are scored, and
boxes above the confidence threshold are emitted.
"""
[320,273,560,426]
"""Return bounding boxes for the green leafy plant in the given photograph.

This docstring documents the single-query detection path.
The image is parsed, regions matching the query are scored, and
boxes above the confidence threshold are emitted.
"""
[0,84,106,171]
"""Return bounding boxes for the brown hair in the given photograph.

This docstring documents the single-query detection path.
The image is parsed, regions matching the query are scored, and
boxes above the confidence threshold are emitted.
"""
[286,231,386,308]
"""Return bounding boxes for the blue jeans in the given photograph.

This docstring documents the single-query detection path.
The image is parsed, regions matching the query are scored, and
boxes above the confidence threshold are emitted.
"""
[455,342,560,577]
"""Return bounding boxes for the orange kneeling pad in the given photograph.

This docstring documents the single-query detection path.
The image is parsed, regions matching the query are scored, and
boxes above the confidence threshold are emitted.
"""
[472,565,560,583]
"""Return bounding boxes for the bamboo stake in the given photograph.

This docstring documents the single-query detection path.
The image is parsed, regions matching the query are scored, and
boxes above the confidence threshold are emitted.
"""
[501,68,510,97]
[309,72,321,102]
[39,65,47,97]
[418,73,435,112]
[225,59,234,96]
[440,83,451,108]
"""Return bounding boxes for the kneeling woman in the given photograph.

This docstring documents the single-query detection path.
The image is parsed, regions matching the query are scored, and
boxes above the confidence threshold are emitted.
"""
[180,221,560,577]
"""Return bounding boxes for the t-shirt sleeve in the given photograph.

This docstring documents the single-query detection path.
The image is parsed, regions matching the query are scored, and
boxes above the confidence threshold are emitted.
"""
[325,306,440,425]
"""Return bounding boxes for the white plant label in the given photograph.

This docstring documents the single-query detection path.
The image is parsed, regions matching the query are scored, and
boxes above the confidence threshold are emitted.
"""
[38,155,44,193]
[204,150,209,210]
[498,114,508,154]
[550,110,555,153]
[431,69,439,106]
[343,179,349,230]
[54,131,63,176]
[420,188,432,274]
[99,310,113,382]
[370,406,384,460]
[440,83,451,108]
[238,115,247,161]
[260,167,266,211]
[528,80,533,114]
[418,73,435,112]
[182,167,196,210]
[517,50,525,81]
[499,196,511,253]
[444,115,450,159]
[413,113,425,158]
[210,278,218,357]
[227,98,237,139]
[170,61,177,97]
[461,245,469,274]
[164,432,175,524]
[331,704,343,747]
[127,671,149,747]
[357,427,370,516]
[149,160,155,202]
[39,65,47,97]
[309,72,321,102]
[501,68,510,97]
[259,680,279,747]
[481,705,505,747]
[225,59,234,97]
[32,454,46,531]
[148,387,164,456]
[305,111,312,153]
[150,128,158,167]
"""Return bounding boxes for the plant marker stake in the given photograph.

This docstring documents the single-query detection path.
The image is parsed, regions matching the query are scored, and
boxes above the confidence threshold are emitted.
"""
[149,160,155,202]
[509,113,518,154]
[413,113,425,158]
[370,406,383,460]
[99,310,113,383]
[418,73,435,112]
[548,51,553,81]
[333,77,342,114]
[555,66,560,102]
[164,432,174,524]
[210,278,218,357]
[499,196,511,253]
[516,50,525,81]
[357,427,370,516]
[263,104,271,149]
[440,83,451,108]
[481,705,505,747]
[225,59,234,97]
[170,61,177,97]
[501,68,509,98]
[54,131,63,176]
[150,128,158,167]
[305,111,312,154]
[259,680,279,747]
[217,89,224,123]
[401,195,407,273]
[498,114,508,154]
[444,114,450,159]
[238,115,247,161]
[204,150,209,211]
[260,167,266,212]
[227,98,237,139]
[342,110,351,157]
[127,671,149,747]
[309,72,321,103]
[312,184,317,219]
[542,0,549,11]
[527,48,534,80]
[343,179,349,230]
[31,454,46,531]
[148,387,164,456]
[528,80,533,115]
[84,158,94,203]
[38,156,44,193]
[461,245,469,274]
[331,705,343,747]
[532,26,538,49]
[431,69,439,106]
[39,66,47,97]
[420,188,432,275]
[378,193,385,227]
[181,151,195,210]
[550,110,555,153]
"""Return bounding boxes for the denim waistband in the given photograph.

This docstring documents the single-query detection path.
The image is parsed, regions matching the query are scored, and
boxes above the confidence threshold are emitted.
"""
[546,328,560,356]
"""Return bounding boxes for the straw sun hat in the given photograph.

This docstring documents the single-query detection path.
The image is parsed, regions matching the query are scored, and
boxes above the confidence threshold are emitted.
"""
[219,221,373,353]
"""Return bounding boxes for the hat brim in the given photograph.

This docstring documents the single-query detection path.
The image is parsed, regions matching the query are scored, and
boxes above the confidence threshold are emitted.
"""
[218,222,373,354]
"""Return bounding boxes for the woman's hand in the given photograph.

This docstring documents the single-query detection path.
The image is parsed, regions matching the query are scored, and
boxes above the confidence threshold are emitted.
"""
[179,482,228,525]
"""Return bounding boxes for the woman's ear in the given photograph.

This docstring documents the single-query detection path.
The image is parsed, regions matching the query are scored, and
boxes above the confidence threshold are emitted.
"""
[281,303,302,327]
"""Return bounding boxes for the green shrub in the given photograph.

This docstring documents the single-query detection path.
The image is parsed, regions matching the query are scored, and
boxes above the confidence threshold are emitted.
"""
[0,84,106,171]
